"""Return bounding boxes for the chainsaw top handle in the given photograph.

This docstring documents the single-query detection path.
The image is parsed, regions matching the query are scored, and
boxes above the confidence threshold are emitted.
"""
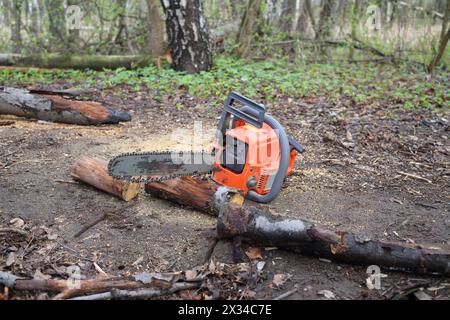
[218,92,266,134]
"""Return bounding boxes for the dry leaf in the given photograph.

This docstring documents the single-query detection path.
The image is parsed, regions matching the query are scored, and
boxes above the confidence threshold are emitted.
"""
[272,273,290,288]
[245,247,263,260]
[9,218,24,229]
[241,289,257,299]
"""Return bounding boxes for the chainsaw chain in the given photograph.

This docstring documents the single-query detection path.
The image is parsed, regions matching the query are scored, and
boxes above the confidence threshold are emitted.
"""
[107,150,213,184]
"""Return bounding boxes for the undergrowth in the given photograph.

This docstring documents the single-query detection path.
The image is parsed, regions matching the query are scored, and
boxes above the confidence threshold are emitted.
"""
[0,56,448,110]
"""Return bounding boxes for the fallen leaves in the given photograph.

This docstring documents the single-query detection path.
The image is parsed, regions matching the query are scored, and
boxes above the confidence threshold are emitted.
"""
[245,247,263,261]
[270,273,291,288]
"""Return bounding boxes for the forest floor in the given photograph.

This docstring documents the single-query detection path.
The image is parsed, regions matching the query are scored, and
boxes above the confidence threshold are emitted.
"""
[0,60,449,300]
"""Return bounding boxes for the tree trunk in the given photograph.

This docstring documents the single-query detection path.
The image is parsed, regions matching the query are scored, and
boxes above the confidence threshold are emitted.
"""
[71,157,140,201]
[160,0,212,73]
[11,0,23,53]
[2,0,11,25]
[0,53,151,70]
[236,0,262,58]
[0,86,131,125]
[146,0,167,67]
[45,0,68,52]
[304,0,317,37]
[316,0,335,40]
[145,177,450,276]
[428,0,450,73]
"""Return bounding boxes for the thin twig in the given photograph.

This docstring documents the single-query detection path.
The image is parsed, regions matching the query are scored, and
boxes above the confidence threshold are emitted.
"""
[397,171,433,184]
[273,288,298,300]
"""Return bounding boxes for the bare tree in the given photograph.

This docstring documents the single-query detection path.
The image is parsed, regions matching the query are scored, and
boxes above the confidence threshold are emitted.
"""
[160,0,212,73]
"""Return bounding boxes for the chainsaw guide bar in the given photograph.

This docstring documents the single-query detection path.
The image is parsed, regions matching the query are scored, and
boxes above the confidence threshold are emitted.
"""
[107,150,215,183]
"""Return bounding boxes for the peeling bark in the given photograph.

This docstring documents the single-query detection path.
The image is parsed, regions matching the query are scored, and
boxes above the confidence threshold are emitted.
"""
[0,86,131,125]
[218,205,450,276]
[160,0,212,73]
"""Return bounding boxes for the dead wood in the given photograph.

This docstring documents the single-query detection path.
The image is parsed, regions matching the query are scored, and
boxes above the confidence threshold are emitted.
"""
[0,53,151,70]
[0,86,131,125]
[0,270,197,300]
[217,205,450,276]
[145,177,450,276]
[71,157,140,202]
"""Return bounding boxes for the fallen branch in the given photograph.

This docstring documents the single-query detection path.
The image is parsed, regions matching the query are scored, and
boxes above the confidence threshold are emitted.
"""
[0,270,198,300]
[0,228,29,236]
[146,177,450,276]
[217,205,450,276]
[0,53,151,70]
[71,157,140,202]
[0,86,131,125]
[69,282,199,300]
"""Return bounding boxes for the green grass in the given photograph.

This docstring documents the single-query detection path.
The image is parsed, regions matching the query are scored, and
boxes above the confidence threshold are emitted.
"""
[0,56,448,110]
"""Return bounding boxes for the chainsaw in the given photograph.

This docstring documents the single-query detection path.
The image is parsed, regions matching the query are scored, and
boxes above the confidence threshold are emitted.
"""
[108,92,304,203]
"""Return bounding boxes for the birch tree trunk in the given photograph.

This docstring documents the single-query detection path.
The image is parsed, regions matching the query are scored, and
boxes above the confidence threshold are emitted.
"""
[160,0,212,73]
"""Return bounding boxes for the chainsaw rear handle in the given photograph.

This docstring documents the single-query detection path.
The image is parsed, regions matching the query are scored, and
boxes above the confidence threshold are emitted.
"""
[239,105,291,203]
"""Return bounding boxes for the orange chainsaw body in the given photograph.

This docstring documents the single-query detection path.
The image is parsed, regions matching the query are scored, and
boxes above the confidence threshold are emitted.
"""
[212,120,297,196]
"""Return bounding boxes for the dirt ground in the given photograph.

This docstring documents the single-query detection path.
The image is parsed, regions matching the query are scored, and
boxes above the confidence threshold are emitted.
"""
[0,85,449,300]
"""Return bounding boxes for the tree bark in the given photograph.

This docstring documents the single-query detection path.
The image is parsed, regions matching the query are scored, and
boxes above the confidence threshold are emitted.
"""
[146,0,167,66]
[0,86,131,125]
[160,0,212,73]
[145,176,246,215]
[45,0,68,52]
[0,270,195,300]
[145,177,450,276]
[0,53,151,70]
[428,0,450,73]
[71,157,140,202]
[236,0,262,58]
[11,0,23,53]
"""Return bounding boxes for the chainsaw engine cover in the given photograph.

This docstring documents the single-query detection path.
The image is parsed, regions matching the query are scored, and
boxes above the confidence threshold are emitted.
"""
[212,122,296,195]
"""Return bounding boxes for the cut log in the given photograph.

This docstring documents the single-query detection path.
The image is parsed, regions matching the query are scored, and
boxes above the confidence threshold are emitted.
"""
[145,177,450,276]
[0,53,151,70]
[0,86,131,125]
[145,176,244,215]
[71,157,140,202]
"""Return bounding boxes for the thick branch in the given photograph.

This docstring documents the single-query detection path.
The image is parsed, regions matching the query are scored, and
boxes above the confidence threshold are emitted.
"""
[0,86,131,125]
[217,205,450,276]
[0,54,151,70]
[145,177,450,276]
